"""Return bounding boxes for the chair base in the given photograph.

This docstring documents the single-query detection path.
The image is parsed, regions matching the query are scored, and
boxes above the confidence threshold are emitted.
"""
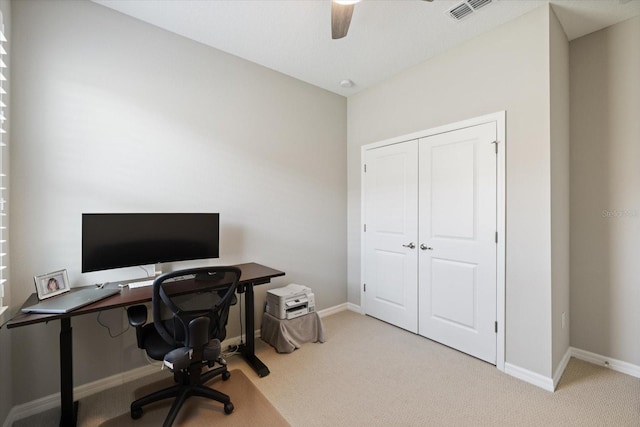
[130,365,233,427]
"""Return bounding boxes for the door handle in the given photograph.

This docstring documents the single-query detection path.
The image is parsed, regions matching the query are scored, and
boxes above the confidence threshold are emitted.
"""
[402,242,416,249]
[420,244,433,251]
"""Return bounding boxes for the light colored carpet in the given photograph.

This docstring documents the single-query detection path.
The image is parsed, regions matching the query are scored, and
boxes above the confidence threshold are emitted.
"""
[13,310,640,426]
[97,369,288,427]
[247,310,640,426]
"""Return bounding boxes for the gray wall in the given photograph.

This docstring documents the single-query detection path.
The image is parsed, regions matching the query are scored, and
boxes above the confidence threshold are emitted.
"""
[549,6,571,375]
[570,16,640,366]
[10,0,346,404]
[348,5,567,378]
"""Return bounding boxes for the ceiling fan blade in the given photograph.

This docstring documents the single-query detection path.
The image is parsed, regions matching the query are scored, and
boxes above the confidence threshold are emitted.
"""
[331,2,355,40]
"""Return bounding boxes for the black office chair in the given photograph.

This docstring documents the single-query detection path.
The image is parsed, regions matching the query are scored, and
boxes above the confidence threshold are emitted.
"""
[126,266,241,427]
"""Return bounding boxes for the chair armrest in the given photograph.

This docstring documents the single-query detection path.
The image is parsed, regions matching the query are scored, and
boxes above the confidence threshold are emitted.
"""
[127,305,148,349]
[127,305,148,327]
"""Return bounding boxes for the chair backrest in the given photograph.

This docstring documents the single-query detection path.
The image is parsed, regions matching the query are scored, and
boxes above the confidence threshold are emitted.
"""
[151,266,241,348]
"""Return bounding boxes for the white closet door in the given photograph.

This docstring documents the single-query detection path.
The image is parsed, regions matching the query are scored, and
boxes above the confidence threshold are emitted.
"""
[363,140,418,333]
[418,123,497,364]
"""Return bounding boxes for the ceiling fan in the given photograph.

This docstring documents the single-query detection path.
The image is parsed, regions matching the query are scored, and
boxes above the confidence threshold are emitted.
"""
[331,0,434,40]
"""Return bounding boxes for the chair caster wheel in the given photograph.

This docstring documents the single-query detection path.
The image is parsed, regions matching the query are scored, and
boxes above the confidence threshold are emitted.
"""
[222,370,231,381]
[224,402,234,414]
[131,407,143,419]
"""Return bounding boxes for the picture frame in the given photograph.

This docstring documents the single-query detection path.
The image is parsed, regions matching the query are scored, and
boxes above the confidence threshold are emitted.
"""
[34,269,70,300]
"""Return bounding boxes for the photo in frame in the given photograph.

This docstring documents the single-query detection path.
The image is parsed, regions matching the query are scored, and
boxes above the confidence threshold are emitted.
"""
[34,269,70,300]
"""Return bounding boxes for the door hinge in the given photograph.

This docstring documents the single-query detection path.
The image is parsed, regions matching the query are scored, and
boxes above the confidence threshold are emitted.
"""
[495,231,498,243]
[364,164,367,173]
[491,140,498,154]
[363,283,366,292]
[364,224,367,232]
[495,321,498,333]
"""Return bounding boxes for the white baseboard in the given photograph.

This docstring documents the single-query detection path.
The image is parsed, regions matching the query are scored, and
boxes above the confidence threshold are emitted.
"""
[570,347,640,378]
[504,362,555,392]
[503,346,640,394]
[317,303,350,317]
[503,347,578,392]
[346,302,361,313]
[553,347,572,389]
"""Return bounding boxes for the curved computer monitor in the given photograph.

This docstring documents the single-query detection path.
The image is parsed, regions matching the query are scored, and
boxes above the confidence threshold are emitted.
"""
[81,213,219,273]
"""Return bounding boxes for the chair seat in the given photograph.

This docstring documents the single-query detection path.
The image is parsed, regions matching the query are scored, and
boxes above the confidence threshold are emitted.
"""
[140,323,176,361]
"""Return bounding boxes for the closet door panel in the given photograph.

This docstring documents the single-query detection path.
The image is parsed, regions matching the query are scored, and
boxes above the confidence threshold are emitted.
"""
[418,123,497,364]
[363,140,418,333]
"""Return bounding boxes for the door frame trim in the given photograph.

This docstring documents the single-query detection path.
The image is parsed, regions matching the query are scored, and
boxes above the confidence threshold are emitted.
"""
[360,111,506,372]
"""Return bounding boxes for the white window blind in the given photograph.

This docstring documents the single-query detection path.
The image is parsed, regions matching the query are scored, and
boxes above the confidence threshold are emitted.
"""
[0,11,7,316]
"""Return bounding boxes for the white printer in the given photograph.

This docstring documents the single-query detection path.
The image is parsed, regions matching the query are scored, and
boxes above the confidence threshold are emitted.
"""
[266,284,315,320]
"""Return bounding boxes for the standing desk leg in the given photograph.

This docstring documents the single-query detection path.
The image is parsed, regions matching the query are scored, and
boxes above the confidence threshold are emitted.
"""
[239,281,270,377]
[60,318,78,427]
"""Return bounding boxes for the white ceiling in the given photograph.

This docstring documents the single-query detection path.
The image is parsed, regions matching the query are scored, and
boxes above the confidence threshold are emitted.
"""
[93,0,640,97]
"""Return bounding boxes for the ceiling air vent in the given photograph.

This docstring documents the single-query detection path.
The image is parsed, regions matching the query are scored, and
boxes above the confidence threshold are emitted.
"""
[449,3,473,20]
[449,0,493,21]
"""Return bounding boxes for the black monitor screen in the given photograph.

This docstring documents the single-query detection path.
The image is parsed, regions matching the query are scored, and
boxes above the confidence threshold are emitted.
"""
[82,213,220,273]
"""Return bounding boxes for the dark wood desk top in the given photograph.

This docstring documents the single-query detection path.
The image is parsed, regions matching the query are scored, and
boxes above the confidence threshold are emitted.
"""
[7,262,284,329]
